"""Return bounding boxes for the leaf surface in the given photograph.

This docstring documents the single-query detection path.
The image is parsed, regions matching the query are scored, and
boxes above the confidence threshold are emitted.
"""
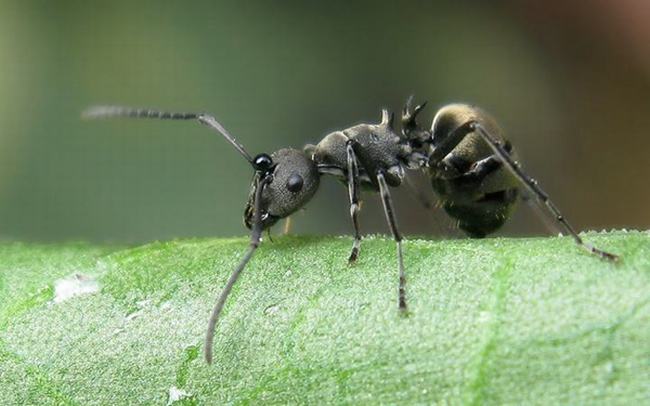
[0,232,648,405]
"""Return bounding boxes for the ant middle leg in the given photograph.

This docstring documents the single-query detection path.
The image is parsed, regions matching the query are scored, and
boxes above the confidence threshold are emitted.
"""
[376,171,408,312]
[404,171,438,210]
[346,141,363,263]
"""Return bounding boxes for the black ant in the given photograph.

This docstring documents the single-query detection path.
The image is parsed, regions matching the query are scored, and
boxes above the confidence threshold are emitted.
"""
[83,97,618,364]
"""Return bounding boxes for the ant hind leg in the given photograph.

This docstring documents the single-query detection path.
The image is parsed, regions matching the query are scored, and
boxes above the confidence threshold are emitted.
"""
[470,121,618,261]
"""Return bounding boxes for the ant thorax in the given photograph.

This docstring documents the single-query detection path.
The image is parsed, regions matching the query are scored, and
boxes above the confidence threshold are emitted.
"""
[308,110,415,190]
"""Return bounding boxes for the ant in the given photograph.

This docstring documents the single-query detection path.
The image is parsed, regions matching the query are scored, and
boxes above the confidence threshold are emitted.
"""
[83,97,618,364]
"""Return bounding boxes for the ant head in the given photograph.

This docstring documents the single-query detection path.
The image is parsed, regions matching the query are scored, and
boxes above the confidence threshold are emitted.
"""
[244,148,320,230]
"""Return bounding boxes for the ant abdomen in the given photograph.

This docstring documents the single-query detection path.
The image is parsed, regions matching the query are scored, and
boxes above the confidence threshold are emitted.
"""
[429,104,519,237]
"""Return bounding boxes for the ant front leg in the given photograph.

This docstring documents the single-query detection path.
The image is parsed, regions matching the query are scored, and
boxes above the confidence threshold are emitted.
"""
[376,171,408,312]
[346,141,363,263]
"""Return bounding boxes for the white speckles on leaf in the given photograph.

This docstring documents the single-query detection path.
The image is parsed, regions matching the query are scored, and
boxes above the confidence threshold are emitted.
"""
[264,303,281,316]
[52,273,100,304]
[167,386,192,405]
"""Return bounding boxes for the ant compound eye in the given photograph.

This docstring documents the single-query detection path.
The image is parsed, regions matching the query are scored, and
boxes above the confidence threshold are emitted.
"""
[253,153,273,172]
[286,173,304,193]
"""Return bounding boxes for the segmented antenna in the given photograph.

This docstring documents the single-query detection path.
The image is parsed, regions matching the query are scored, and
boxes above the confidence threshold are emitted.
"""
[82,105,254,163]
[82,106,198,120]
[204,174,271,364]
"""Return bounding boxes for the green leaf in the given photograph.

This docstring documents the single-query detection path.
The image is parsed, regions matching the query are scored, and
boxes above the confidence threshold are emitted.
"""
[0,232,648,405]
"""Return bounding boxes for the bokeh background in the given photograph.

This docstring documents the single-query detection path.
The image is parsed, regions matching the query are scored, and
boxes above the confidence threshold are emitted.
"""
[1,0,648,244]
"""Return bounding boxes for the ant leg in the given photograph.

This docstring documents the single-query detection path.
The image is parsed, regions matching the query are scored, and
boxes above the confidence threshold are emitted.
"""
[204,174,272,364]
[404,171,437,210]
[455,156,502,185]
[376,171,408,312]
[429,121,476,163]
[521,191,560,234]
[346,141,362,263]
[469,122,618,261]
[283,217,292,235]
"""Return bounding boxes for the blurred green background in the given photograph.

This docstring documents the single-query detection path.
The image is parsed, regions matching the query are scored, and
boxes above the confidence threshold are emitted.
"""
[1,0,648,243]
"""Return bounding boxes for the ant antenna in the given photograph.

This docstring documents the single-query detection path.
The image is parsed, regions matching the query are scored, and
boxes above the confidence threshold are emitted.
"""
[203,173,271,364]
[82,105,254,163]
